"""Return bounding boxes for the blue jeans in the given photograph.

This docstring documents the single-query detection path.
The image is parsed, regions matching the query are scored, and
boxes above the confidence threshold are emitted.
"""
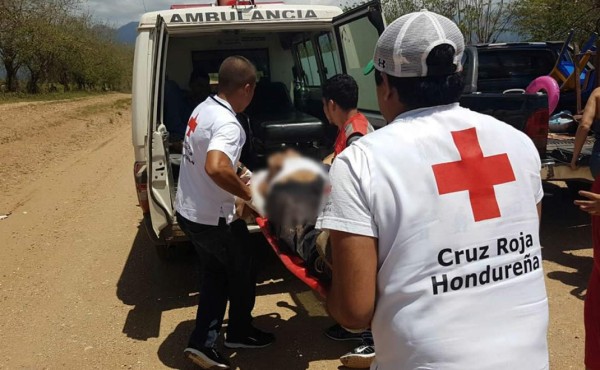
[176,214,257,348]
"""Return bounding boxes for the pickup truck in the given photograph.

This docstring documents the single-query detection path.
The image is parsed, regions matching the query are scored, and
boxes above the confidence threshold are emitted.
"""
[131,0,592,259]
[464,42,594,113]
[461,44,594,184]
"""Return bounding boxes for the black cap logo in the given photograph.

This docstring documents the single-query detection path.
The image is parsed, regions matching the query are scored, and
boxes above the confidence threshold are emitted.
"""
[378,58,386,69]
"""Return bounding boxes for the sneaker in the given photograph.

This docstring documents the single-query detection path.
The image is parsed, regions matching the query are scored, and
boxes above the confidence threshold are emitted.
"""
[339,344,376,369]
[324,324,364,342]
[224,326,275,349]
[184,345,230,370]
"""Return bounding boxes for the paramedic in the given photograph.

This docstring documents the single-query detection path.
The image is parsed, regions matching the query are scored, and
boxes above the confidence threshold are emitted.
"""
[322,74,373,165]
[320,73,376,368]
[175,56,274,370]
[317,10,549,370]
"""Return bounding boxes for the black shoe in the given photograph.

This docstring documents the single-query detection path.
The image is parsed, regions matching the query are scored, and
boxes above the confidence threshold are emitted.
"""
[340,343,376,369]
[184,345,230,369]
[324,324,364,342]
[224,326,275,349]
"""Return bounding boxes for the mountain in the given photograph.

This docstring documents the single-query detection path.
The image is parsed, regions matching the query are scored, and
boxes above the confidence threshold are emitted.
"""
[117,22,138,45]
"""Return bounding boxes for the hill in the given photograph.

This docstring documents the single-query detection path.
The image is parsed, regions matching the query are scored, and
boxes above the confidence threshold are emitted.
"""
[117,22,137,45]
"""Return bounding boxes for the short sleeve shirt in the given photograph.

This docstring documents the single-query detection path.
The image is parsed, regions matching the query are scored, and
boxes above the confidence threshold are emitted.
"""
[317,104,548,370]
[175,96,246,225]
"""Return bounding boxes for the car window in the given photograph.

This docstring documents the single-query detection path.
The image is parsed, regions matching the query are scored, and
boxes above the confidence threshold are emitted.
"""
[478,49,556,81]
[296,40,321,87]
[318,33,341,79]
[337,16,379,112]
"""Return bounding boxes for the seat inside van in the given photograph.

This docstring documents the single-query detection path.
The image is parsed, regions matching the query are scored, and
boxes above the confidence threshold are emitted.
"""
[246,81,325,151]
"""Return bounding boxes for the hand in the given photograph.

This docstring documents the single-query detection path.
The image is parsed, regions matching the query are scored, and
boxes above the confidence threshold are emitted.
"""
[571,160,578,171]
[574,191,600,215]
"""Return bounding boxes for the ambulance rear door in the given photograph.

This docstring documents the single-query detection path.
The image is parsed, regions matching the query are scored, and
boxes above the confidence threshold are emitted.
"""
[332,1,386,127]
[147,15,176,238]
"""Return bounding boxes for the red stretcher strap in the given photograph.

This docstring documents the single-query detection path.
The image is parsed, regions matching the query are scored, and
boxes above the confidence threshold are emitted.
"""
[256,217,327,298]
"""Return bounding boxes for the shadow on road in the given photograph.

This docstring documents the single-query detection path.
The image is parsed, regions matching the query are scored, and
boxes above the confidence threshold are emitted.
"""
[116,222,198,340]
[119,222,349,369]
[541,183,594,300]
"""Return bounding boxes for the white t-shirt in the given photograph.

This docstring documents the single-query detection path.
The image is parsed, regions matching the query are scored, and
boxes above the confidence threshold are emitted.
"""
[175,96,246,225]
[317,104,549,370]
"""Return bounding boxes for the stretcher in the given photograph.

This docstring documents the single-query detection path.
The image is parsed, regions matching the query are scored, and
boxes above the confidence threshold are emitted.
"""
[256,217,328,298]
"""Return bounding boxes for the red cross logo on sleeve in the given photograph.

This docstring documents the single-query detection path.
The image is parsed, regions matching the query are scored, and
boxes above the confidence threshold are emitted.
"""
[432,127,516,222]
[186,115,198,137]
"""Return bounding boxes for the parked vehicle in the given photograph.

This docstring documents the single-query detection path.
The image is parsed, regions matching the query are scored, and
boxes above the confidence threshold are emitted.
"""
[464,42,594,113]
[131,1,592,258]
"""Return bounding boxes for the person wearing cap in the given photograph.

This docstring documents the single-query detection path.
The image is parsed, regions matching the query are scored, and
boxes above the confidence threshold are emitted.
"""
[321,74,374,165]
[317,10,549,369]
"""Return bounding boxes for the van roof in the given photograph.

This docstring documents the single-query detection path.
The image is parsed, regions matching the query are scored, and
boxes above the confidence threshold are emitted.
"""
[138,4,343,29]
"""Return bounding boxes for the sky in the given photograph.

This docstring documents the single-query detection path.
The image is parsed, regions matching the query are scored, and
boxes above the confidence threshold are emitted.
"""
[85,0,174,27]
[84,0,347,27]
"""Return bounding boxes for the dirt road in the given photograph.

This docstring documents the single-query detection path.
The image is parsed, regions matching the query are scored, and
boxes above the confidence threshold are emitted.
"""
[0,94,594,369]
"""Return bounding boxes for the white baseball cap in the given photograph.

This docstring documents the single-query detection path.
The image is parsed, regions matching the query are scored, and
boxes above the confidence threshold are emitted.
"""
[364,10,465,77]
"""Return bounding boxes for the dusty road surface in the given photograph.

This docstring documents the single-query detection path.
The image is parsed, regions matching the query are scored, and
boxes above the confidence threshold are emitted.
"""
[0,94,594,369]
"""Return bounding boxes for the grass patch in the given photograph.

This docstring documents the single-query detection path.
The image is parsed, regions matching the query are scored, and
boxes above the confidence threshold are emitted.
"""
[75,97,132,116]
[0,91,110,105]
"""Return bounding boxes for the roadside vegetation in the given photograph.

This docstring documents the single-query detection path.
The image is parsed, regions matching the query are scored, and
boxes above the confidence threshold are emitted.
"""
[0,0,133,96]
[383,0,600,45]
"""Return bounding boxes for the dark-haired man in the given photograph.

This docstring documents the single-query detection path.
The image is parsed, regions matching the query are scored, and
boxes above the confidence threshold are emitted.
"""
[322,74,374,165]
[176,56,274,370]
[317,10,549,370]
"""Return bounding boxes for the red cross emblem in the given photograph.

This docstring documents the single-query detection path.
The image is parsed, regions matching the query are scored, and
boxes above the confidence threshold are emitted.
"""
[186,115,198,137]
[432,127,516,222]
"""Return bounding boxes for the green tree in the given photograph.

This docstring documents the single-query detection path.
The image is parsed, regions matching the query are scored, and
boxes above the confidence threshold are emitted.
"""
[512,0,600,44]
[381,0,516,44]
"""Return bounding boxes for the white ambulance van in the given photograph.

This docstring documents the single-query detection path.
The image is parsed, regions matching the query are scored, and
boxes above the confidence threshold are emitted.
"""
[131,0,385,258]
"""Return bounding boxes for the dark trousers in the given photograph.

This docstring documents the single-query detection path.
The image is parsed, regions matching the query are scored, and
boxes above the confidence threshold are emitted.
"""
[176,213,257,349]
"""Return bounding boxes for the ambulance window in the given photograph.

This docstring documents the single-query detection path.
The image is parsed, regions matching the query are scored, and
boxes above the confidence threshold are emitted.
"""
[296,40,321,86]
[318,33,340,79]
[338,17,379,111]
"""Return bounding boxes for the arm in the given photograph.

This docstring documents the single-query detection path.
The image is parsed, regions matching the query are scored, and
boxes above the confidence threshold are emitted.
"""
[571,88,600,169]
[205,150,252,201]
[323,152,335,165]
[327,230,378,330]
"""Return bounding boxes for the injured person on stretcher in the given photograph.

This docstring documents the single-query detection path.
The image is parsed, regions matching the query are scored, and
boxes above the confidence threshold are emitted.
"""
[236,149,333,283]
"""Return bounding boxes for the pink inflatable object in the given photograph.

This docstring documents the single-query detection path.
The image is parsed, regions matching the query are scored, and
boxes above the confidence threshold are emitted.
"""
[525,76,560,114]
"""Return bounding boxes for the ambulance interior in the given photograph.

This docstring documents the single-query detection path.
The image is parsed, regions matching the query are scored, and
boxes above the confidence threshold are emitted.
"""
[160,22,380,180]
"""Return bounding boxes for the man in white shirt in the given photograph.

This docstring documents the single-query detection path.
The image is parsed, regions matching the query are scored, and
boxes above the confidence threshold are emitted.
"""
[175,56,274,370]
[317,11,549,370]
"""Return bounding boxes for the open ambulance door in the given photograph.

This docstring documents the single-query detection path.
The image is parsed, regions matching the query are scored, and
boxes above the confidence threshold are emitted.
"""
[147,15,175,238]
[333,1,386,128]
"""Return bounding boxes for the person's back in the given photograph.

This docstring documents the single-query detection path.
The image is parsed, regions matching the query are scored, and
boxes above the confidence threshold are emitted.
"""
[317,10,548,370]
[348,104,547,368]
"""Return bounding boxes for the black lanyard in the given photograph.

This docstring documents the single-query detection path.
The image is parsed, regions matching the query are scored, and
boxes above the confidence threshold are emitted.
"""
[210,95,253,137]
[210,95,236,116]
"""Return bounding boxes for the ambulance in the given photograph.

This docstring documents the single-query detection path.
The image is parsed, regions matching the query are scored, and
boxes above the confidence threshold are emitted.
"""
[131,0,386,258]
